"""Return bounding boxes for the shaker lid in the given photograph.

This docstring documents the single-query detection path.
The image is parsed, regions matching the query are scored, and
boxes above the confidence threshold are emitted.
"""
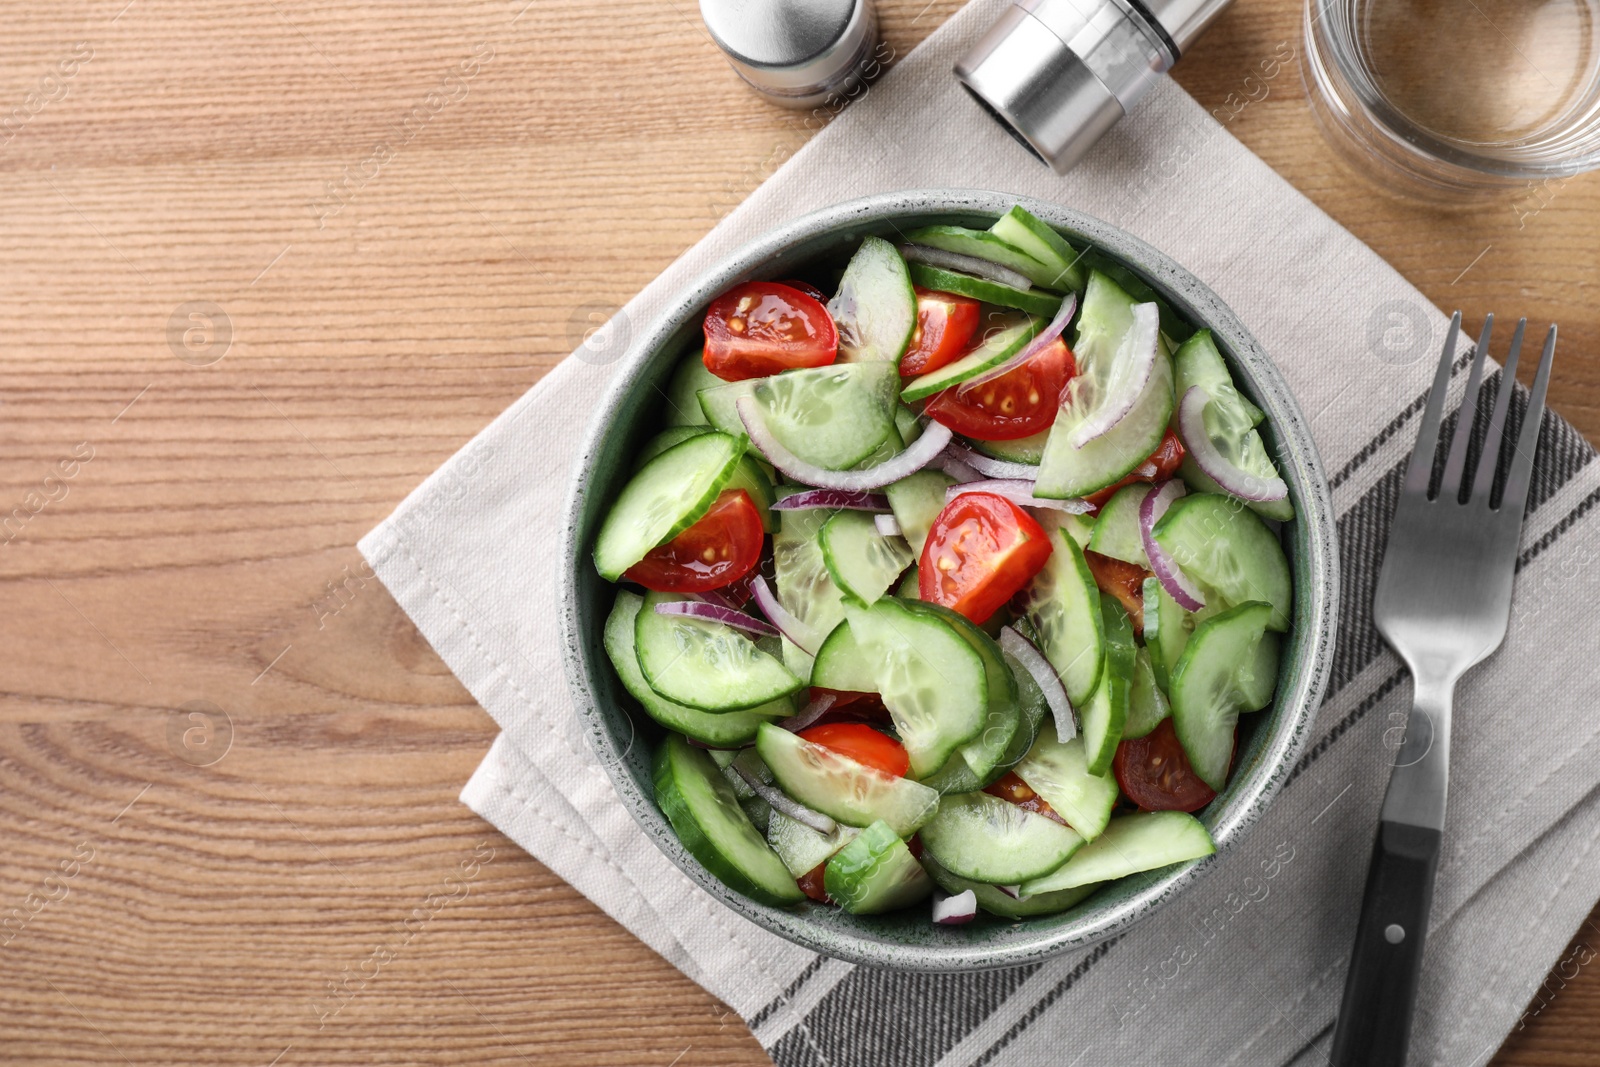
[700,0,858,69]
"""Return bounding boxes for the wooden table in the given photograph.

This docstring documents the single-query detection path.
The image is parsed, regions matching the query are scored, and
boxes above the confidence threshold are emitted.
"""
[2,0,1596,1063]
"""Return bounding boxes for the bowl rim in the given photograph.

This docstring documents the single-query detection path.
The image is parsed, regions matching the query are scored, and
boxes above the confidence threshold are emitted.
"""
[560,189,1339,971]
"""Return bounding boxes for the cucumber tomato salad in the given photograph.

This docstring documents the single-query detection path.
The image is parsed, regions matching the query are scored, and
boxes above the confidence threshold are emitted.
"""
[593,205,1294,923]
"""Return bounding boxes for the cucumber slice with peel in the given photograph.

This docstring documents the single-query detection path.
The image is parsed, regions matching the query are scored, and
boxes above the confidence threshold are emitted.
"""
[1086,482,1151,567]
[808,620,877,693]
[896,566,920,599]
[603,593,790,746]
[755,723,939,836]
[969,430,1049,466]
[700,361,900,470]
[1152,493,1292,632]
[1170,600,1274,790]
[1018,811,1214,895]
[885,469,956,558]
[1143,576,1222,688]
[1170,330,1293,521]
[904,224,1062,289]
[1076,248,1196,344]
[918,791,1084,884]
[907,262,1065,318]
[773,506,850,677]
[824,820,933,914]
[844,596,989,778]
[987,206,1086,292]
[923,856,1097,918]
[653,734,805,906]
[1014,720,1119,841]
[900,314,1044,403]
[1081,593,1135,775]
[636,429,777,533]
[1124,646,1171,740]
[767,809,859,878]
[1235,631,1281,712]
[593,431,743,580]
[635,592,803,711]
[663,350,719,427]
[820,510,915,605]
[904,600,1021,792]
[1016,528,1104,707]
[829,236,917,364]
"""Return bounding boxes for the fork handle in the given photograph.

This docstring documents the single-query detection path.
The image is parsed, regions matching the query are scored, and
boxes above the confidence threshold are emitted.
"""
[1329,820,1442,1067]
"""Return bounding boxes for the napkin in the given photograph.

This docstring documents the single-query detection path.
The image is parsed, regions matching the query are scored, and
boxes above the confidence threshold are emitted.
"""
[361,0,1600,1062]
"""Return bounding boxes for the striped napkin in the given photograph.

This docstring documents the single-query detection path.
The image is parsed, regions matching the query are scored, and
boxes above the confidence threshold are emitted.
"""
[360,1,1600,1062]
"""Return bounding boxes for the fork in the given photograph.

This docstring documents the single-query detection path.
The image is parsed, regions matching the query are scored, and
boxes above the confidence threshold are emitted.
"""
[1329,311,1557,1067]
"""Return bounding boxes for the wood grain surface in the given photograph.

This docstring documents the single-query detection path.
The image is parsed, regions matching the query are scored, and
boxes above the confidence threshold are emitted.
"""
[0,0,1596,1063]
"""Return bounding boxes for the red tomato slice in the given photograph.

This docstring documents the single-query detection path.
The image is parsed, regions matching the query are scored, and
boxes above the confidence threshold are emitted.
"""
[778,279,828,302]
[1083,549,1151,635]
[798,722,910,778]
[703,281,838,382]
[898,288,982,378]
[919,492,1053,624]
[797,859,830,902]
[1083,429,1186,510]
[622,490,764,593]
[983,771,1069,827]
[806,689,893,726]
[923,339,1075,441]
[1113,717,1222,813]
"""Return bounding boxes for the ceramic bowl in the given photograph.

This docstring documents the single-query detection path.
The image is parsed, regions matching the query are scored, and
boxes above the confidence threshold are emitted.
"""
[560,190,1338,971]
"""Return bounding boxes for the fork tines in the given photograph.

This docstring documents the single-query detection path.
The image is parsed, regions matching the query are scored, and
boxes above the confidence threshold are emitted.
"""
[1402,310,1558,519]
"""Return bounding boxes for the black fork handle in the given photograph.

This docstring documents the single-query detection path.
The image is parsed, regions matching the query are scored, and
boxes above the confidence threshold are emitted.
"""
[1329,820,1443,1067]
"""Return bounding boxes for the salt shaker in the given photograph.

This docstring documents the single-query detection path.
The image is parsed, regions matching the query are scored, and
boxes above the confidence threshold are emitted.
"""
[700,0,880,109]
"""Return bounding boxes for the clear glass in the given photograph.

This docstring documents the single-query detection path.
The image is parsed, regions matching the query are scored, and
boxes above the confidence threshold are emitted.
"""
[1304,0,1600,201]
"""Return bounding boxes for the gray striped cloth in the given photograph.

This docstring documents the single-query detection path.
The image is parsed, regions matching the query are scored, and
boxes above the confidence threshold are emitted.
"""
[361,2,1600,1062]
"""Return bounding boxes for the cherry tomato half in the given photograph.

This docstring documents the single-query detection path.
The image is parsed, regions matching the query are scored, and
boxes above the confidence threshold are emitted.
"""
[1112,717,1221,813]
[983,771,1069,827]
[799,722,910,778]
[1083,429,1186,510]
[778,279,828,302]
[923,338,1075,441]
[622,489,764,593]
[898,288,982,378]
[919,492,1053,624]
[797,859,831,902]
[703,281,838,382]
[1083,549,1151,636]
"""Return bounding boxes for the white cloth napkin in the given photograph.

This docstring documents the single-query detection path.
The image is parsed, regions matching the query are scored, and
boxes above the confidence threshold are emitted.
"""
[360,1,1600,1062]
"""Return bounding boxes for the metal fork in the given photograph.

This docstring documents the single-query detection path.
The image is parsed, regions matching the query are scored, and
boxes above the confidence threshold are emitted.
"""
[1329,311,1558,1066]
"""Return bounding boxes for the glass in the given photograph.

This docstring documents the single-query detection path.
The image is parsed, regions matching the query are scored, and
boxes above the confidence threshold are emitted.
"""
[1304,0,1600,200]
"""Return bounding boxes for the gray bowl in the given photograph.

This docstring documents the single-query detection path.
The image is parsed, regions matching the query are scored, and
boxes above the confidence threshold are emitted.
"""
[561,190,1338,971]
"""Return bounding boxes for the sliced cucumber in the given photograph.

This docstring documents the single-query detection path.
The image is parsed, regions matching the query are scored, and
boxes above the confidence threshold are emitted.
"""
[773,506,850,678]
[1170,600,1273,790]
[900,314,1044,403]
[1142,575,1219,688]
[637,429,776,533]
[716,746,770,799]
[829,235,917,364]
[635,592,803,711]
[924,856,1097,918]
[663,350,720,427]
[824,820,933,914]
[969,430,1049,466]
[1152,493,1292,631]
[700,361,900,470]
[1016,528,1103,706]
[820,510,915,606]
[636,425,712,466]
[1179,455,1296,523]
[654,733,805,906]
[918,791,1084,883]
[1236,630,1281,712]
[1076,248,1195,344]
[755,723,939,836]
[593,431,743,580]
[905,600,1021,791]
[885,469,956,557]
[996,647,1050,771]
[904,224,1062,289]
[767,809,860,878]
[1173,329,1264,428]
[895,404,923,447]
[907,262,1065,318]
[844,597,989,778]
[1035,273,1175,500]
[1081,593,1135,776]
[1124,646,1171,740]
[987,206,1086,292]
[1019,810,1214,895]
[604,593,790,746]
[1014,720,1119,841]
[1086,482,1150,567]
[1171,330,1293,521]
[896,566,920,599]
[808,620,878,693]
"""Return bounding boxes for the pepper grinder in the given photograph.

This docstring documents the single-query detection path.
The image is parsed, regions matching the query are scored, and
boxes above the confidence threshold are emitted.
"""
[700,0,880,110]
[956,0,1235,172]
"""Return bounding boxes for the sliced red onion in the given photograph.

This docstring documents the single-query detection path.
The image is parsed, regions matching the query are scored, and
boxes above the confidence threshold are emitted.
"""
[947,480,1093,515]
[1065,302,1160,448]
[1140,480,1206,611]
[779,692,837,733]
[750,573,824,655]
[735,765,837,835]
[958,293,1077,396]
[995,884,1023,900]
[874,514,902,537]
[932,889,978,925]
[655,599,780,638]
[738,396,953,491]
[943,442,1039,482]
[899,244,1032,291]
[694,572,754,611]
[999,626,1077,741]
[938,452,983,483]
[1176,386,1289,502]
[772,489,891,512]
